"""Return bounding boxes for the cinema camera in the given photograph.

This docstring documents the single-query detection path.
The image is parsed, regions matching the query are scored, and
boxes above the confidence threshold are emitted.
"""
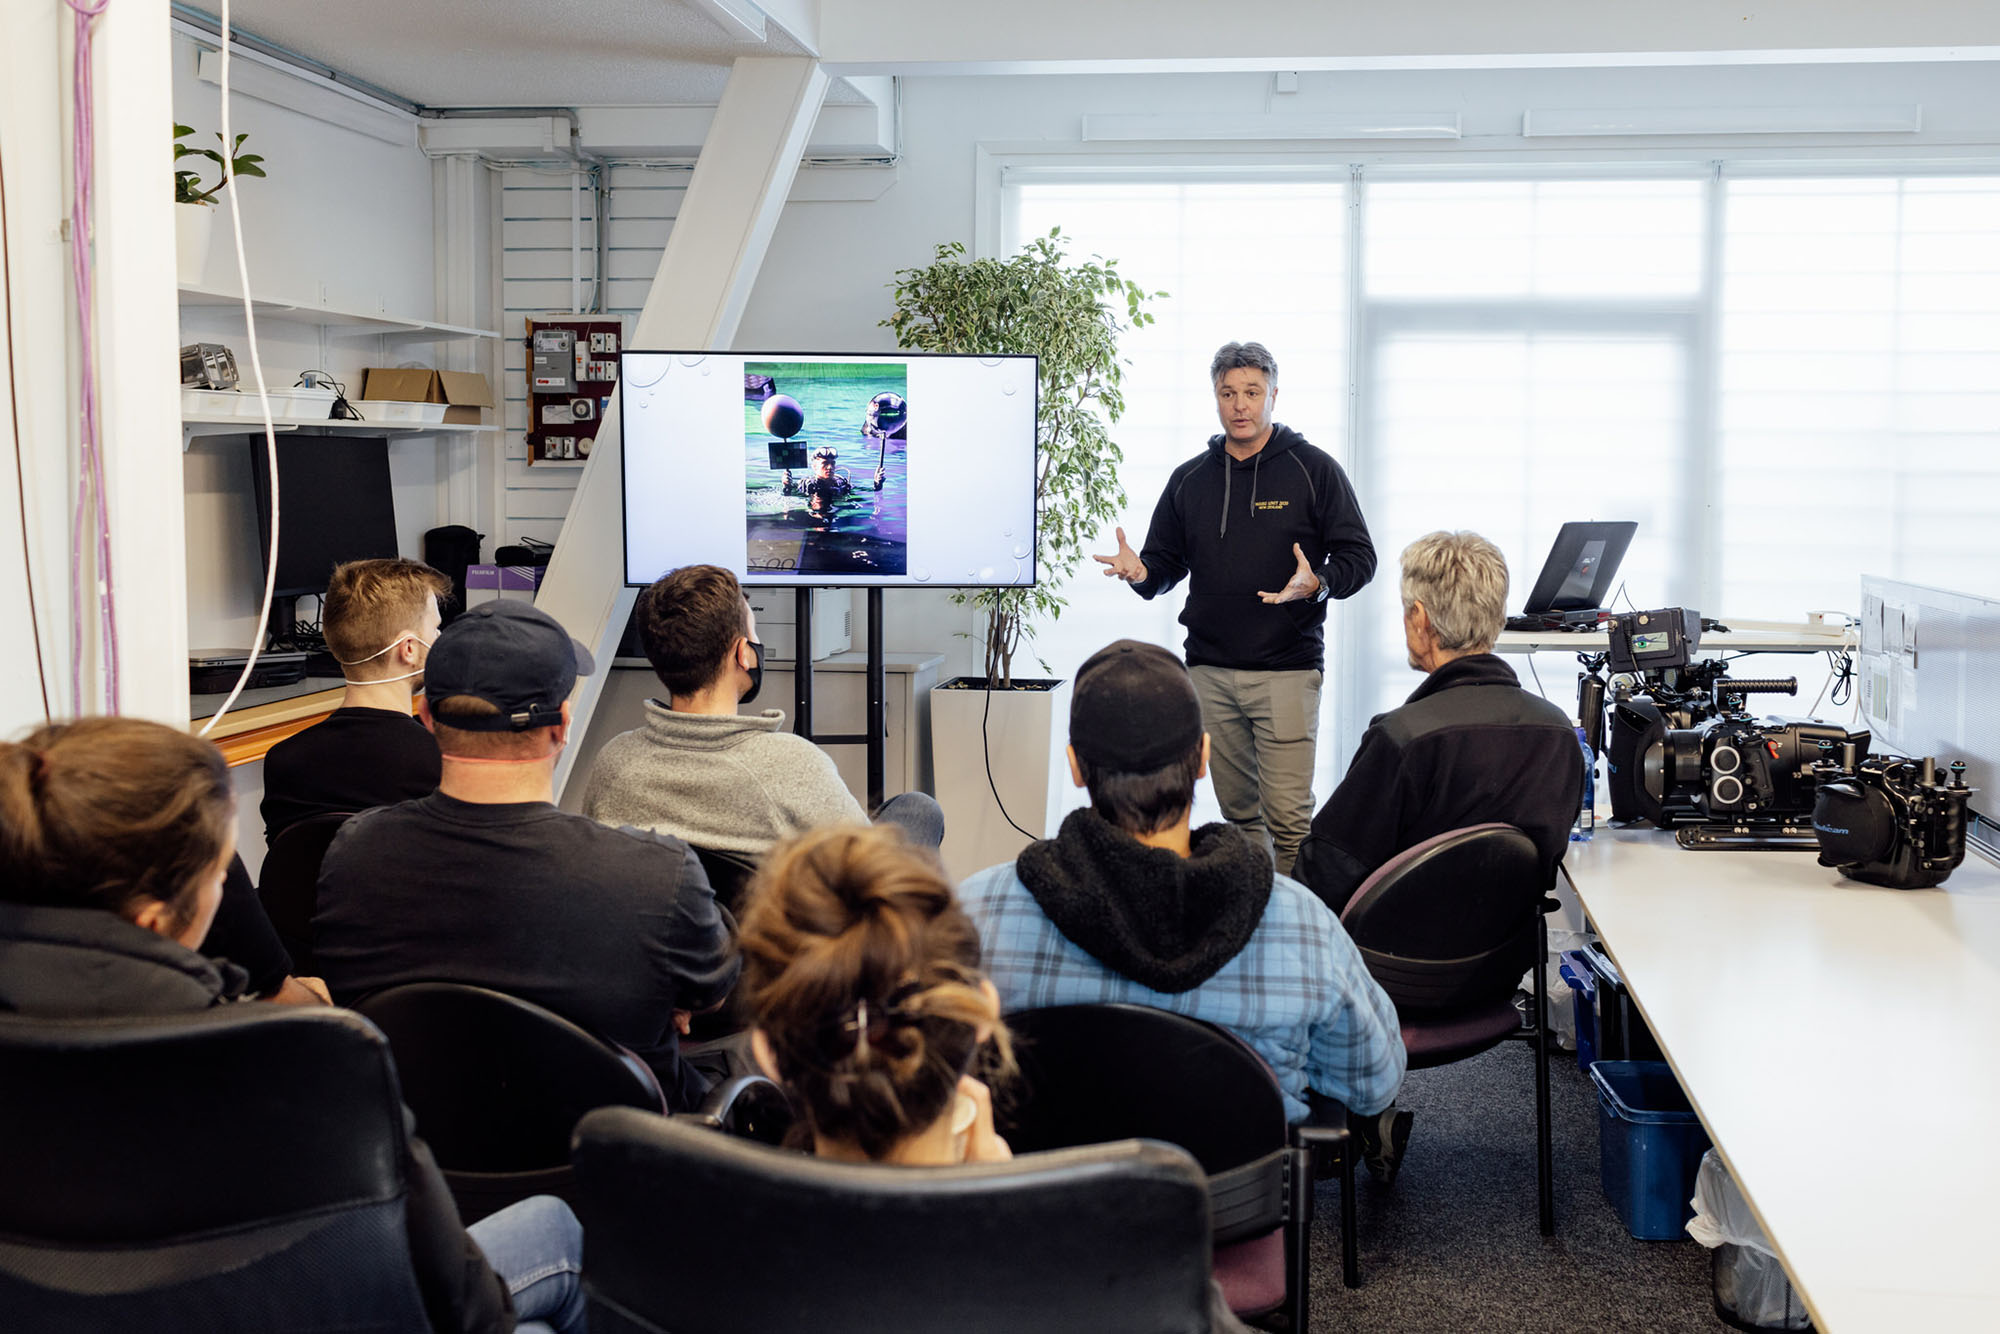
[1596,609,1869,831]
[1812,751,1975,889]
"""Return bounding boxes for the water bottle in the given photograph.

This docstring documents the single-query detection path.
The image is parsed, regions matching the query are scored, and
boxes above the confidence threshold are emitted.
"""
[1571,726,1596,842]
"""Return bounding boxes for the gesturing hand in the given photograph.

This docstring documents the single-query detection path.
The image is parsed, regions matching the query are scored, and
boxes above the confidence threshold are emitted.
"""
[1091,526,1148,584]
[1258,543,1323,604]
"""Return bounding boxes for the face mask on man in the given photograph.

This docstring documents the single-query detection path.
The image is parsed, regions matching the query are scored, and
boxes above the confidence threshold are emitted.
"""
[740,639,765,705]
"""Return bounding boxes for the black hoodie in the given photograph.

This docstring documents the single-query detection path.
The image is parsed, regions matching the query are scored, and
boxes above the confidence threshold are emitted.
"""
[1131,424,1375,671]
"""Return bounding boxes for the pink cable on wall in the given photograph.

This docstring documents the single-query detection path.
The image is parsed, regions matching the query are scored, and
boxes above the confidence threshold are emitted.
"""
[64,0,118,715]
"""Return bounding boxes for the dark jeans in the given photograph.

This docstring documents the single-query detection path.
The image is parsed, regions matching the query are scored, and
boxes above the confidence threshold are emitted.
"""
[872,790,945,850]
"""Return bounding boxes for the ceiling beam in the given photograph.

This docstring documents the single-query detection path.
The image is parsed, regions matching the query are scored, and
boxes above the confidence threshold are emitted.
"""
[538,56,832,796]
[816,0,2000,73]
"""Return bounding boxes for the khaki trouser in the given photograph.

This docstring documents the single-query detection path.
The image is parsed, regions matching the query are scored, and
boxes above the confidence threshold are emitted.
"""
[1189,665,1323,876]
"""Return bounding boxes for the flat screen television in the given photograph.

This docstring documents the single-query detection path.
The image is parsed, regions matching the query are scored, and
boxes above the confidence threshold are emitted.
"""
[248,434,400,597]
[619,351,1038,588]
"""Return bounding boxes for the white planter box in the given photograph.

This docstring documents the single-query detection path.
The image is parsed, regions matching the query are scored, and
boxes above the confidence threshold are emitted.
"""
[175,203,213,287]
[931,676,1083,882]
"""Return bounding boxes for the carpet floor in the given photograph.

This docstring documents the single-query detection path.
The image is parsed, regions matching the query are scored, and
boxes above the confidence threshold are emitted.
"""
[1299,1042,1726,1334]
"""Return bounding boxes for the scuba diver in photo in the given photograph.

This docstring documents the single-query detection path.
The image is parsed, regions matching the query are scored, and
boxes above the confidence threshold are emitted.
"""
[783,444,885,514]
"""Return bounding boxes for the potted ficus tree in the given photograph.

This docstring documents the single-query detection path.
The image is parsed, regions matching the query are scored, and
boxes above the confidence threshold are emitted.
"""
[883,230,1159,875]
[174,123,265,286]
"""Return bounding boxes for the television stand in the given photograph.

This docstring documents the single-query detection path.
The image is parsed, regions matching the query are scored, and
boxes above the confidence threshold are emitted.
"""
[793,586,888,811]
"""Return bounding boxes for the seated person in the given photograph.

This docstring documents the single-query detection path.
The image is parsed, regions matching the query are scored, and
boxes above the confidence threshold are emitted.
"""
[737,823,1012,1166]
[313,600,738,1112]
[581,564,942,862]
[1292,530,1586,914]
[957,640,1406,1133]
[261,557,450,844]
[0,716,585,1334]
[743,822,1247,1334]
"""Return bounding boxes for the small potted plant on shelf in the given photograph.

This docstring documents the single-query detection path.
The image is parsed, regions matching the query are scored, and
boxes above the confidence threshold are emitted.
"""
[883,229,1159,875]
[174,123,265,286]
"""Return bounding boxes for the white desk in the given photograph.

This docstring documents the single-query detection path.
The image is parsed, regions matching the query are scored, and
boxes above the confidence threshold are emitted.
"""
[1496,622,1855,656]
[1567,829,2000,1332]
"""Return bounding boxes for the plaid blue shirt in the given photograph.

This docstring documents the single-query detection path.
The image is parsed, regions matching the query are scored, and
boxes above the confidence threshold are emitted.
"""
[959,863,1407,1122]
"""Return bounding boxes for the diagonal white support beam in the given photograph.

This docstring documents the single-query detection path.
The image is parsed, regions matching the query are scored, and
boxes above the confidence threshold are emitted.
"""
[541,55,829,795]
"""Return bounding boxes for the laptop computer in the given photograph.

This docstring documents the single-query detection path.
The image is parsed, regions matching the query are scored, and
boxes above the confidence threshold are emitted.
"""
[1506,521,1638,631]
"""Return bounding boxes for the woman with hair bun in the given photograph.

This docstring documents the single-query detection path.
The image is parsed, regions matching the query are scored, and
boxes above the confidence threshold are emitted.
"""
[740,823,1014,1165]
[0,716,589,1334]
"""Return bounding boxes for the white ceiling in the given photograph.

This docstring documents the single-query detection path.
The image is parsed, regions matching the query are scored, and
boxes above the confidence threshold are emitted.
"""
[218,0,869,107]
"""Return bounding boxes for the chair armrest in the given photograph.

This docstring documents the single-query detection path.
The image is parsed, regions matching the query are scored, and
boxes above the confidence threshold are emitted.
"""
[1292,1091,1351,1151]
[682,1073,795,1145]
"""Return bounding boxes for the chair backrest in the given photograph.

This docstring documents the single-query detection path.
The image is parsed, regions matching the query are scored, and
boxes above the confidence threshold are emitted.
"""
[1000,1003,1289,1244]
[0,1006,433,1332]
[691,845,759,919]
[351,983,661,1222]
[257,809,354,974]
[1339,823,1546,1013]
[572,1106,1215,1334]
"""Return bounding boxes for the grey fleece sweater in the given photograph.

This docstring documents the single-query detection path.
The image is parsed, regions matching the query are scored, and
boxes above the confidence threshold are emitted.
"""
[580,699,867,856]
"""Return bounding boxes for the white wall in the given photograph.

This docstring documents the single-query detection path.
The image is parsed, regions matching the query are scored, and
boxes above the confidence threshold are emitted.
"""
[173,30,452,649]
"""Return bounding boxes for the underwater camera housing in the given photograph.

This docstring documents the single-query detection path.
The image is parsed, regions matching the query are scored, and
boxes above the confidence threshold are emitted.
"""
[1812,752,1975,889]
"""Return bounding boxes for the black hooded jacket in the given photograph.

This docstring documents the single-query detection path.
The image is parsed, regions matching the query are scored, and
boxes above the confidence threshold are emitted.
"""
[1132,424,1375,671]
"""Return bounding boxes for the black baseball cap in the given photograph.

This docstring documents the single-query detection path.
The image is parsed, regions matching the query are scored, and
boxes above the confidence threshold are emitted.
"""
[1070,639,1204,771]
[425,601,595,732]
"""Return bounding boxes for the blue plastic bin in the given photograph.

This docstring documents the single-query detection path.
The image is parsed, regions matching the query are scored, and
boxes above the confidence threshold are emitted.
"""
[1591,1060,1712,1240]
[1558,950,1599,1073]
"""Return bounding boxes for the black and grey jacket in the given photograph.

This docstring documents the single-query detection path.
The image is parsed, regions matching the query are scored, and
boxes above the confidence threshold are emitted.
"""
[1132,425,1374,671]
[1292,654,1585,913]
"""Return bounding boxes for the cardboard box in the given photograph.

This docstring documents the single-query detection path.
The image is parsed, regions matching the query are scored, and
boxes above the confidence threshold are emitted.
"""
[362,368,494,426]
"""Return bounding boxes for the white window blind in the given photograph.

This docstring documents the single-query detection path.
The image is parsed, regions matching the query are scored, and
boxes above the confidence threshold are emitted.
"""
[1351,178,1705,725]
[1007,178,1350,807]
[1719,176,2000,619]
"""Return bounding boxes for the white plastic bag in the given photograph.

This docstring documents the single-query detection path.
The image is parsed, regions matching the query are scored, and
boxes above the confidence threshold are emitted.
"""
[1686,1150,1812,1330]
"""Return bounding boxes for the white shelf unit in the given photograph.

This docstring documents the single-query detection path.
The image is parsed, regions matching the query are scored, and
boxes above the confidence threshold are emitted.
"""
[181,413,499,444]
[177,284,500,344]
[178,285,502,446]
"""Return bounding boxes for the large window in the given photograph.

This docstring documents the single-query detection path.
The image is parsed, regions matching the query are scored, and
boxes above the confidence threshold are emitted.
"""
[1005,166,2000,784]
[1009,180,1350,812]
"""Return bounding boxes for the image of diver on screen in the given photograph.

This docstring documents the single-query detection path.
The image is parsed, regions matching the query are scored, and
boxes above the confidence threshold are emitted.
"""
[744,361,908,576]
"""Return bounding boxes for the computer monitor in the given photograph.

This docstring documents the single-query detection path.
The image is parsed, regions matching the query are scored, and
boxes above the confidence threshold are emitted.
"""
[247,434,400,598]
[1521,521,1638,615]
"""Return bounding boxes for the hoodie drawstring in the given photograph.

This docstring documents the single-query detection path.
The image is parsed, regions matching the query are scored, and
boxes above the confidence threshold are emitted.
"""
[1251,452,1261,517]
[1219,452,1231,538]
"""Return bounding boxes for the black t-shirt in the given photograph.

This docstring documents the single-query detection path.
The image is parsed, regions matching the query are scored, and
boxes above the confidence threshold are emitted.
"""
[261,707,442,844]
[312,792,739,1110]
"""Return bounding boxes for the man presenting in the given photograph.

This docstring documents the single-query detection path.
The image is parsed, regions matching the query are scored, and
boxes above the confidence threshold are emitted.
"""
[1095,341,1375,871]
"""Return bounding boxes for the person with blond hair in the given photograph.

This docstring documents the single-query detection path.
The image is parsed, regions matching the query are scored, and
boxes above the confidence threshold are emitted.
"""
[1293,530,1585,913]
[261,557,453,842]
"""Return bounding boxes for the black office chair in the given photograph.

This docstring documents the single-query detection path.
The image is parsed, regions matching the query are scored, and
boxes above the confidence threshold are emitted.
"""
[1339,823,1560,1239]
[572,1105,1218,1334]
[683,845,760,1048]
[682,1072,796,1146]
[256,810,354,974]
[352,982,662,1224]
[691,844,760,918]
[1000,1002,1353,1331]
[0,1006,442,1332]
